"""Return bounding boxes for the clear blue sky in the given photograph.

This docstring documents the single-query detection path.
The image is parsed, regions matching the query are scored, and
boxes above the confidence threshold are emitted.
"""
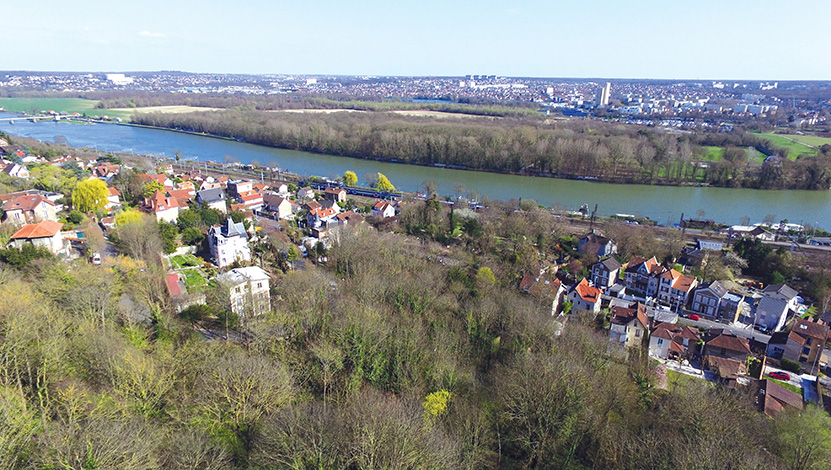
[3,0,829,80]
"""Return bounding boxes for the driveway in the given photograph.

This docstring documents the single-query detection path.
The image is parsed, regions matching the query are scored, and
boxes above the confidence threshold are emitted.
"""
[763,364,804,390]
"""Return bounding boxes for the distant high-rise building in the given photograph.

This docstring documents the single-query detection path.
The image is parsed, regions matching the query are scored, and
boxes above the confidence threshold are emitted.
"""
[598,82,611,107]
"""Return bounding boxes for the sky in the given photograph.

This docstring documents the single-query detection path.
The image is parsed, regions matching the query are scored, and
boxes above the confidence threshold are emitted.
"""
[2,0,830,80]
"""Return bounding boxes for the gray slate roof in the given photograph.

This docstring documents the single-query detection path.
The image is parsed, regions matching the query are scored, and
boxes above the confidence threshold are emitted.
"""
[763,284,798,300]
[197,188,226,204]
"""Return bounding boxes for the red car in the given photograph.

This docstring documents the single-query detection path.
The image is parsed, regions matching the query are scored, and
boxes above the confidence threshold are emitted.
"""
[688,314,700,321]
[769,371,791,381]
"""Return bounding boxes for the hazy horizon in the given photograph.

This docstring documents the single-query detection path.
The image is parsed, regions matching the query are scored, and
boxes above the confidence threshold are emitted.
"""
[2,0,830,81]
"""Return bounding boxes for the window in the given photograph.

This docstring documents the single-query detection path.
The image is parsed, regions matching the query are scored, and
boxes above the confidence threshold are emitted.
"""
[803,347,811,355]
[657,338,664,345]
[806,338,812,345]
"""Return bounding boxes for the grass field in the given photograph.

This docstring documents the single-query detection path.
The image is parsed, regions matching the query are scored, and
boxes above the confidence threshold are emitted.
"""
[111,105,221,114]
[0,98,212,120]
[701,146,724,161]
[698,146,766,164]
[756,132,819,160]
[181,268,207,289]
[0,97,101,115]
[783,134,831,148]
[170,254,202,270]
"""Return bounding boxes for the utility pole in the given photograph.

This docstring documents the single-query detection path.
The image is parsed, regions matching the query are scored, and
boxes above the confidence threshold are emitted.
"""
[589,204,598,231]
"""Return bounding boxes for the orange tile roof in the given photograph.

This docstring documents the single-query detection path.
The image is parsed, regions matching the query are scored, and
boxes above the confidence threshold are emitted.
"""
[573,278,601,304]
[10,220,64,239]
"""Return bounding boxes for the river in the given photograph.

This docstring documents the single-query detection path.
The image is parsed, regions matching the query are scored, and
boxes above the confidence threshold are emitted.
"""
[2,113,830,229]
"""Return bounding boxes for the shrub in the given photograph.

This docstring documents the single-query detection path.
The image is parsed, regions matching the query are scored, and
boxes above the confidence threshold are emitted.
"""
[780,358,803,374]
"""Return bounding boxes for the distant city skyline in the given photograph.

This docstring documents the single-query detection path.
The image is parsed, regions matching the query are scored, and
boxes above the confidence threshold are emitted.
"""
[3,0,830,81]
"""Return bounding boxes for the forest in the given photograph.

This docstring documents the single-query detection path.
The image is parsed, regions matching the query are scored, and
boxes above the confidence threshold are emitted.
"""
[131,109,831,190]
[1,193,831,469]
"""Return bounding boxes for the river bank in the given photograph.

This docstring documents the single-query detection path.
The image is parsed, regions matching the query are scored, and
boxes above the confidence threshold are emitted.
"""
[3,112,831,229]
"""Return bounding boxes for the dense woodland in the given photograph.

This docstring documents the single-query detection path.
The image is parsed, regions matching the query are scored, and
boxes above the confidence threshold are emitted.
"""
[132,110,831,190]
[2,192,831,469]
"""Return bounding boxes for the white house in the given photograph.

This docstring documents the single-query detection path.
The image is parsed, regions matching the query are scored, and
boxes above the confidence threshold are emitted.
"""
[755,295,790,333]
[149,190,180,223]
[566,278,602,314]
[196,188,228,214]
[371,200,395,219]
[8,220,67,255]
[216,266,271,318]
[609,302,648,350]
[208,219,251,268]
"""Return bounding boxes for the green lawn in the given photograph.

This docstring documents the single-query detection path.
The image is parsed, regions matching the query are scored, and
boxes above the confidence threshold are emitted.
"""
[181,268,207,289]
[769,378,803,397]
[170,254,201,270]
[756,132,819,160]
[666,369,710,388]
[0,97,135,119]
[785,134,831,148]
[700,146,724,161]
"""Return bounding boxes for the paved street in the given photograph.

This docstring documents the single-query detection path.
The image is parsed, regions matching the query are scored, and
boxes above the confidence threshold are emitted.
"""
[679,316,771,343]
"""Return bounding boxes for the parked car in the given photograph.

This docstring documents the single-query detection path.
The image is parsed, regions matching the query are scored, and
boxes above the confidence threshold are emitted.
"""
[91,253,102,266]
[769,371,791,381]
[688,314,700,321]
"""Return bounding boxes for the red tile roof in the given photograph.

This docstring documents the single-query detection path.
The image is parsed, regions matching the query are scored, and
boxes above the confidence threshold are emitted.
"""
[3,194,54,212]
[573,278,601,304]
[165,273,182,297]
[10,220,63,239]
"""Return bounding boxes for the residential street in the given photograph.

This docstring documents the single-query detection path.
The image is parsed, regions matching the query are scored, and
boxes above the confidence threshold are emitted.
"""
[679,316,771,343]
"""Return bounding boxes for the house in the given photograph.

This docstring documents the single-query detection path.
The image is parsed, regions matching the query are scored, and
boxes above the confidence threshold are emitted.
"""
[2,163,30,179]
[8,220,67,255]
[591,257,621,289]
[296,186,315,200]
[196,188,228,214]
[520,274,566,315]
[92,163,120,179]
[165,189,193,208]
[727,225,775,241]
[200,180,222,191]
[149,191,180,223]
[656,269,698,308]
[275,183,289,195]
[649,322,700,360]
[216,266,271,318]
[235,191,264,211]
[147,173,174,188]
[690,281,744,323]
[371,200,395,219]
[623,256,663,298]
[755,295,791,333]
[703,330,752,361]
[766,317,829,374]
[578,232,617,257]
[2,195,58,225]
[762,284,799,312]
[609,302,648,350]
[756,379,803,416]
[175,180,196,194]
[308,207,339,230]
[566,278,602,314]
[208,219,251,268]
[704,356,748,388]
[106,187,121,211]
[0,145,25,157]
[335,210,365,226]
[262,193,293,220]
[323,187,347,203]
[226,180,253,199]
